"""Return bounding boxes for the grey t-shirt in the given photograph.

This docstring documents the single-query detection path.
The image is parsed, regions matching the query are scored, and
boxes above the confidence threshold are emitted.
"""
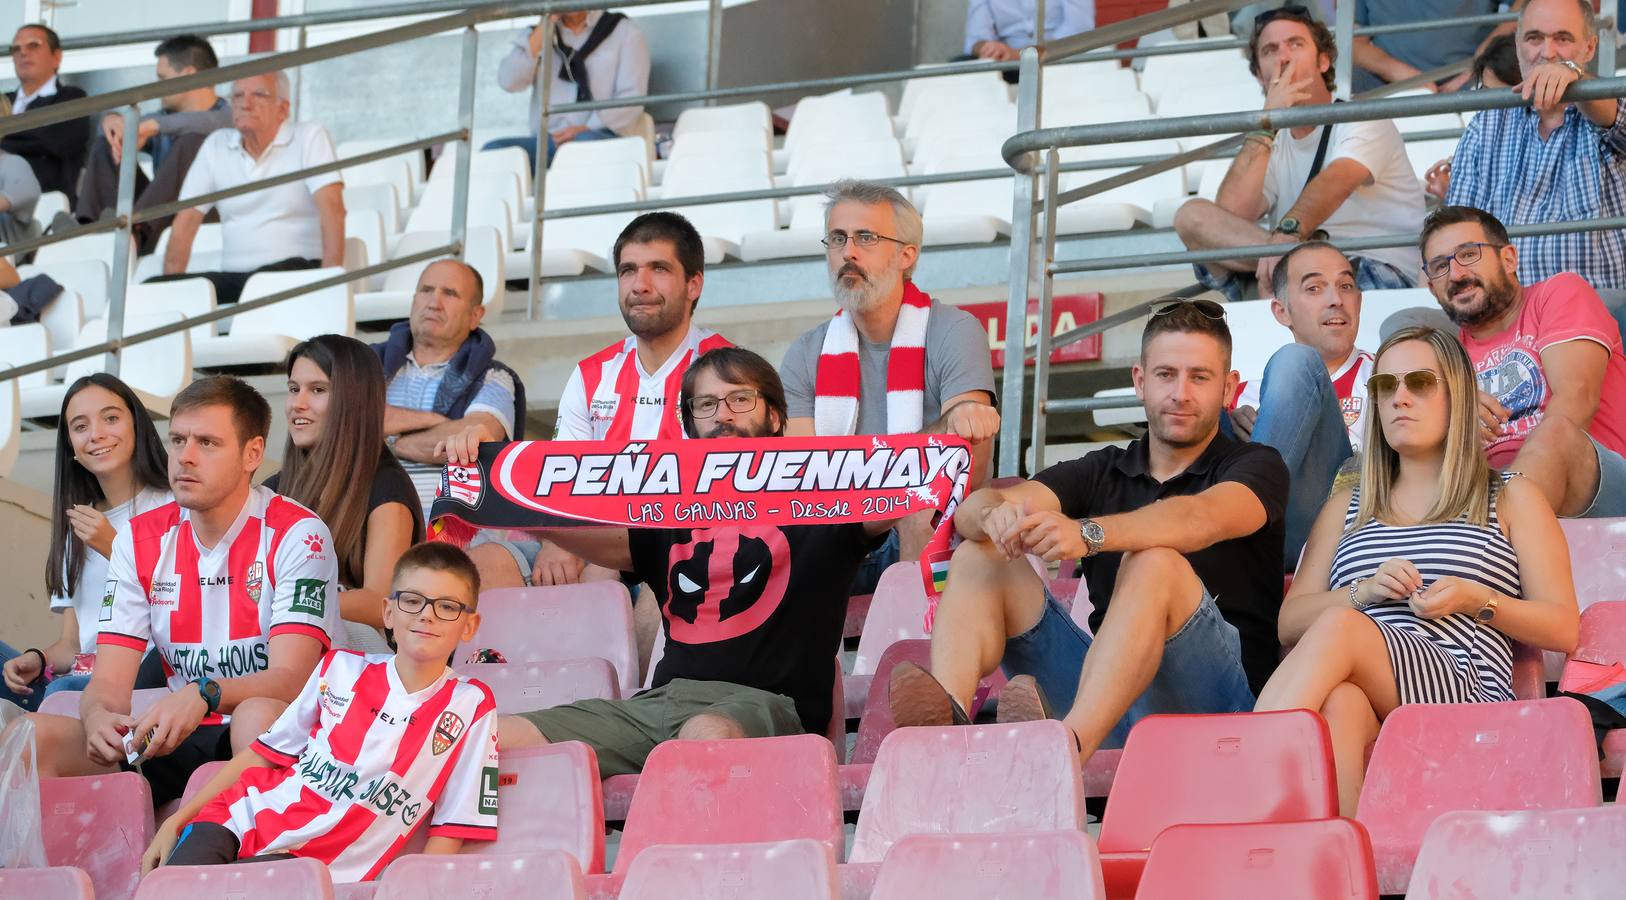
[781,299,996,434]
[0,150,40,243]
[1352,0,1498,94]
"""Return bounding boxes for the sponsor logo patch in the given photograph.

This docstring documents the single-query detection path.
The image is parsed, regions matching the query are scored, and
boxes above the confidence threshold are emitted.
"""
[479,766,500,814]
[441,464,483,506]
[245,561,265,604]
[432,711,466,756]
[290,579,328,617]
[304,533,324,554]
[100,581,116,622]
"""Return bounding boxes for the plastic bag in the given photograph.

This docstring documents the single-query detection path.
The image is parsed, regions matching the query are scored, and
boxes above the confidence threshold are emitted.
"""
[0,706,49,869]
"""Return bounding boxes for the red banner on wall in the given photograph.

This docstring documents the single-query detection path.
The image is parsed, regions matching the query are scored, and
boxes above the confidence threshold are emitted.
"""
[959,294,1103,368]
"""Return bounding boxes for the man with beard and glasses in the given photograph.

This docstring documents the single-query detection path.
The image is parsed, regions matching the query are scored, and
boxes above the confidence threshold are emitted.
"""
[888,301,1289,767]
[490,348,898,775]
[1422,205,1626,518]
[779,180,998,594]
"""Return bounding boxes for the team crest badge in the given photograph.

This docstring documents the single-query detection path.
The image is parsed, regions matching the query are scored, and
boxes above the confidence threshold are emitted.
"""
[245,561,265,604]
[432,711,466,756]
[440,464,483,506]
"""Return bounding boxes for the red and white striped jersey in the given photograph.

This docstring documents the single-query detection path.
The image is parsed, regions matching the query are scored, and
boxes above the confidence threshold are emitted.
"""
[554,325,733,441]
[195,650,500,882]
[98,486,339,722]
[1232,349,1375,451]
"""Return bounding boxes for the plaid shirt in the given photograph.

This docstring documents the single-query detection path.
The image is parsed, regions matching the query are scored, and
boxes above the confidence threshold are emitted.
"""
[1446,100,1626,290]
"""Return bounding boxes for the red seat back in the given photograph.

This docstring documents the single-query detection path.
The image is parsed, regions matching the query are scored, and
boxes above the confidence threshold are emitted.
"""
[180,759,228,805]
[1559,600,1626,693]
[849,640,1005,766]
[451,657,621,711]
[1558,518,1626,609]
[41,772,154,900]
[615,734,842,875]
[851,721,1085,863]
[134,856,334,899]
[460,584,638,696]
[1097,710,1338,854]
[374,850,583,899]
[1407,805,1626,898]
[1135,819,1377,900]
[37,686,169,719]
[871,831,1104,900]
[851,563,929,676]
[0,867,94,899]
[1356,698,1602,894]
[618,839,837,900]
[477,741,605,873]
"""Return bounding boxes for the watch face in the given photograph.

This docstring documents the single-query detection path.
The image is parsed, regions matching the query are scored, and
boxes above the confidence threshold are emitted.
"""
[1082,521,1105,543]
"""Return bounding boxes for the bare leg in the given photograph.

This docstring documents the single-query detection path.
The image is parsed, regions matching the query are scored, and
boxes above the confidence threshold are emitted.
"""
[1172,198,1273,272]
[7,712,116,779]
[926,538,1049,712]
[1505,415,1601,517]
[1319,681,1382,816]
[632,586,660,682]
[228,698,287,753]
[497,714,550,751]
[676,712,746,741]
[468,543,527,591]
[1254,607,1401,715]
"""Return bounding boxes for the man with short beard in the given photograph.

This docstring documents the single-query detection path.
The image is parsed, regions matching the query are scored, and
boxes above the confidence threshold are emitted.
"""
[1422,205,1626,518]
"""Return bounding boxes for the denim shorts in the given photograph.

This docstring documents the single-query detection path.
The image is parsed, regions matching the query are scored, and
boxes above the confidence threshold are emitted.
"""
[1581,434,1626,518]
[468,532,641,594]
[1001,585,1256,749]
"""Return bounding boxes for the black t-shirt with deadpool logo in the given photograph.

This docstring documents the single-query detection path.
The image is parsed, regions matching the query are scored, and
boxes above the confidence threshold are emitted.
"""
[628,523,883,735]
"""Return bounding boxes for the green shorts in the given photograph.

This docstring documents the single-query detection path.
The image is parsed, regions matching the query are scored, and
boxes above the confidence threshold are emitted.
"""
[517,678,804,776]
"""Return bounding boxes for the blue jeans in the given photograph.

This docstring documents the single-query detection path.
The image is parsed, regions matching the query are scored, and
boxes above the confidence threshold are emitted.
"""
[1001,587,1255,750]
[0,642,43,711]
[482,127,620,171]
[848,529,900,596]
[1246,343,1353,568]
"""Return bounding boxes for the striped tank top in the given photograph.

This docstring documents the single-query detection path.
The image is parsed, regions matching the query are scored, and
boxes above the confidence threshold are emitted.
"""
[1326,474,1519,705]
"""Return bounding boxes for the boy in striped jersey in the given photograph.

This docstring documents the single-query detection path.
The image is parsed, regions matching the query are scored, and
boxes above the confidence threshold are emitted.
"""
[143,543,498,882]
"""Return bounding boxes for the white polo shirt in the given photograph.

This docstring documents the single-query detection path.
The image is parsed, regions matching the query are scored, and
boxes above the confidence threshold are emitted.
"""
[179,121,342,272]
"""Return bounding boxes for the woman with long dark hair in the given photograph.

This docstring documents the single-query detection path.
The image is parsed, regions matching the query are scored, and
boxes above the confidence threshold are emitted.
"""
[2,375,171,709]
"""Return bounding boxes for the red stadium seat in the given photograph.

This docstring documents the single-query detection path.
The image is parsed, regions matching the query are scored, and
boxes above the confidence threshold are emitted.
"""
[477,742,605,873]
[451,657,621,711]
[1095,710,1338,899]
[850,721,1085,863]
[374,850,583,899]
[334,884,379,899]
[180,759,228,804]
[1511,641,1547,700]
[1356,698,1602,894]
[135,857,334,899]
[851,563,930,677]
[870,831,1105,900]
[849,640,1006,766]
[460,583,639,697]
[1407,805,1626,899]
[1549,519,1626,680]
[1134,819,1377,900]
[1559,600,1626,693]
[614,735,843,875]
[617,839,838,900]
[41,771,155,900]
[0,866,94,899]
[37,686,169,719]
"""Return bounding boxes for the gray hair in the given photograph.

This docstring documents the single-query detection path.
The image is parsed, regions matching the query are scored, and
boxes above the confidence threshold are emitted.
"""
[822,179,924,278]
[274,70,292,101]
[1521,0,1597,41]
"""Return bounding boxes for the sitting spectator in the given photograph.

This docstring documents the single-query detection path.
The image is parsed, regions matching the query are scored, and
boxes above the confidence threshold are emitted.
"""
[0,145,40,245]
[492,348,896,773]
[485,11,650,170]
[1423,205,1626,519]
[143,543,497,880]
[1423,33,1523,200]
[376,259,525,518]
[1256,325,1578,815]
[888,301,1289,764]
[267,335,424,654]
[1437,0,1626,291]
[2,24,90,206]
[1228,241,1374,567]
[1352,1,1517,94]
[1173,5,1424,301]
[0,375,171,711]
[76,35,231,255]
[963,0,1095,61]
[152,71,345,305]
[6,376,339,807]
[780,180,999,594]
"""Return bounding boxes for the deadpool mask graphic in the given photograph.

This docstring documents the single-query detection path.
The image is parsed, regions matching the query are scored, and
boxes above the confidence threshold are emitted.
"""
[664,526,791,643]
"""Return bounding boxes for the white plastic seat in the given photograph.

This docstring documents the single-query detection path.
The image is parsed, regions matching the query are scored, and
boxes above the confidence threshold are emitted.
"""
[430,145,534,197]
[783,91,894,164]
[0,367,19,478]
[0,323,52,394]
[740,155,909,262]
[659,155,777,261]
[1155,83,1262,118]
[33,189,69,226]
[25,311,192,419]
[1046,60,1139,97]
[38,288,83,378]
[341,156,414,206]
[338,139,425,197]
[1044,93,1152,127]
[673,101,773,139]
[19,259,110,319]
[405,173,520,247]
[1140,45,1256,107]
[897,71,1006,129]
[905,100,1016,160]
[667,127,774,163]
[192,267,353,368]
[357,226,504,322]
[532,189,641,275]
[346,208,389,288]
[544,160,646,201]
[1387,89,1466,134]
[345,181,403,235]
[124,277,218,347]
[552,135,651,189]
[785,137,907,183]
[32,231,120,268]
[1057,139,1188,228]
[1405,138,1459,182]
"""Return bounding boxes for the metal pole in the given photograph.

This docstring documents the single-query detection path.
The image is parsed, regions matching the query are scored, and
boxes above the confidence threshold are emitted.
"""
[705,0,724,96]
[998,46,1043,479]
[1029,147,1060,474]
[528,17,557,320]
[291,25,307,119]
[1035,0,1047,48]
[103,104,142,376]
[1335,0,1355,100]
[1601,0,1619,77]
[450,25,479,255]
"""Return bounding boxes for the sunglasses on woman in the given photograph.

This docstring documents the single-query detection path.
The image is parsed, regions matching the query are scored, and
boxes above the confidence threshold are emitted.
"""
[1366,369,1440,398]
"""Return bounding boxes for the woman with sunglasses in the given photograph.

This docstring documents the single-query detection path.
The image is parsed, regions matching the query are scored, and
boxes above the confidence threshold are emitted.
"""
[1255,326,1578,815]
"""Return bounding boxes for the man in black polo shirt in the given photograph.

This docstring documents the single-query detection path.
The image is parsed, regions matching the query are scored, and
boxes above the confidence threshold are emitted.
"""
[891,300,1289,762]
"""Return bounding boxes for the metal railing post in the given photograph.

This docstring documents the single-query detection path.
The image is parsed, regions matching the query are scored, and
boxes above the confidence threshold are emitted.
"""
[997,46,1043,479]
[1601,0,1619,77]
[528,17,557,320]
[705,0,724,96]
[102,104,142,376]
[1029,147,1060,474]
[291,25,307,118]
[1035,0,1047,47]
[1335,0,1354,99]
[450,24,479,255]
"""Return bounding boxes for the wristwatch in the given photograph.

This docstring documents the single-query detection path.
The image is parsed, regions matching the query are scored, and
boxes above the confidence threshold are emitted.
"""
[1560,59,1585,78]
[1273,217,1303,237]
[1475,594,1499,624]
[194,676,222,715]
[1078,519,1106,558]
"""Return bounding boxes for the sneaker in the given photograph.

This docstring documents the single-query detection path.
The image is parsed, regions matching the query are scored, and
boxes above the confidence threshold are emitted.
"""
[888,661,971,727]
[994,674,1054,724]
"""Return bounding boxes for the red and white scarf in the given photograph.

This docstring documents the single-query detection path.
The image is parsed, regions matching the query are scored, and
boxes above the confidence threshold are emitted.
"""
[813,281,933,436]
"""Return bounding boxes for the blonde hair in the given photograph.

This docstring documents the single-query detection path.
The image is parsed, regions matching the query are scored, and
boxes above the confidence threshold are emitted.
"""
[1354,326,1495,529]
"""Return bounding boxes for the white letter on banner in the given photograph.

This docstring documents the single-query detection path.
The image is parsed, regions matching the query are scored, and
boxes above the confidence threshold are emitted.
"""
[836,447,891,490]
[883,447,924,488]
[732,451,773,491]
[696,453,738,492]
[606,452,649,494]
[535,456,578,495]
[766,450,810,491]
[645,454,681,494]
[923,446,961,484]
[801,450,841,490]
[574,456,612,494]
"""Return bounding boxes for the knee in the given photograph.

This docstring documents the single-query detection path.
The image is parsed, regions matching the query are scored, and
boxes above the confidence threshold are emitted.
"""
[497,714,549,751]
[1261,343,1326,391]
[1299,606,1370,649]
[1117,547,1193,587]
[1527,414,1588,455]
[1320,681,1380,734]
[469,542,521,584]
[1172,198,1215,241]
[677,712,746,741]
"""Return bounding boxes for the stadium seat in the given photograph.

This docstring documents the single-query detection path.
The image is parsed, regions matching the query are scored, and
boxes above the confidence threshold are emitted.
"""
[428,145,534,196]
[553,136,651,189]
[544,161,647,203]
[0,370,18,478]
[1404,138,1459,183]
[33,230,120,268]
[23,311,192,419]
[849,639,1005,766]
[896,71,1005,136]
[192,267,353,368]
[346,208,389,284]
[1094,710,1337,898]
[19,259,110,319]
[1134,819,1378,900]
[135,857,335,899]
[37,288,83,378]
[37,686,170,718]
[374,850,584,900]
[343,156,415,209]
[451,657,621,711]
[666,127,775,163]
[870,831,1105,900]
[41,771,155,900]
[356,225,504,322]
[672,101,773,139]
[1356,698,1602,894]
[741,151,909,262]
[0,324,53,401]
[179,759,228,804]
[1560,600,1626,693]
[614,735,843,875]
[851,562,931,677]
[906,101,1017,165]
[406,179,520,253]
[124,276,218,348]
[783,90,894,167]
[617,839,838,900]
[850,721,1085,863]
[1407,805,1626,899]
[464,741,606,873]
[461,583,639,697]
[533,188,642,275]
[345,181,404,235]
[1546,518,1626,681]
[659,154,778,261]
[0,867,94,899]
[338,139,426,196]
[34,189,69,226]
[1139,43,1256,108]
[334,885,378,900]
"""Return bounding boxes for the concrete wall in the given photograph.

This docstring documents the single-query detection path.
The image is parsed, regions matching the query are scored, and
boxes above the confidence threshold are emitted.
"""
[0,479,58,651]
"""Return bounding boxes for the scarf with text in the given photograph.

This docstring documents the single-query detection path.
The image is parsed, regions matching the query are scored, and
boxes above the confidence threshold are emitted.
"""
[813,281,932,436]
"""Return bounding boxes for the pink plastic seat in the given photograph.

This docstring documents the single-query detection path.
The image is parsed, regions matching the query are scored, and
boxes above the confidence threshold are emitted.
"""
[1134,819,1377,900]
[135,857,335,899]
[334,884,379,899]
[871,831,1105,900]
[374,850,583,899]
[1407,805,1626,899]
[180,759,228,804]
[849,639,1006,766]
[851,562,930,677]
[477,741,605,872]
[37,686,169,719]
[1356,698,1602,894]
[0,866,94,899]
[41,771,155,900]
[460,583,639,696]
[618,839,838,900]
[1096,710,1337,899]
[1559,600,1626,693]
[850,721,1085,863]
[451,657,621,711]
[614,735,842,875]
[1550,518,1626,679]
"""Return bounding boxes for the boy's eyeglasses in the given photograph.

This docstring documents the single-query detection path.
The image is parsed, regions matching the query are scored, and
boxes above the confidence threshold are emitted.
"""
[390,590,472,621]
[1366,369,1441,398]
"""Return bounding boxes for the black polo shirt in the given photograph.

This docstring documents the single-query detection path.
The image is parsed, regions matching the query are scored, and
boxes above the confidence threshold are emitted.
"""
[1032,432,1289,693]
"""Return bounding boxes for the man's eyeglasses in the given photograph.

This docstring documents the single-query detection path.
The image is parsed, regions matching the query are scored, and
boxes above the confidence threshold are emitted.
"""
[1151,298,1227,320]
[390,590,472,621]
[1366,369,1441,398]
[686,389,760,419]
[229,89,277,106]
[1423,242,1503,281]
[821,230,909,250]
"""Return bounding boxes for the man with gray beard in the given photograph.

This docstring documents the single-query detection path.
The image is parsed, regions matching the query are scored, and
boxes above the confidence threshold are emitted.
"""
[779,180,998,592]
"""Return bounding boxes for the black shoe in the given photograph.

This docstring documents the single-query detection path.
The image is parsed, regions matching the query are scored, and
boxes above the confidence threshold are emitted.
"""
[995,674,1054,724]
[888,661,971,727]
